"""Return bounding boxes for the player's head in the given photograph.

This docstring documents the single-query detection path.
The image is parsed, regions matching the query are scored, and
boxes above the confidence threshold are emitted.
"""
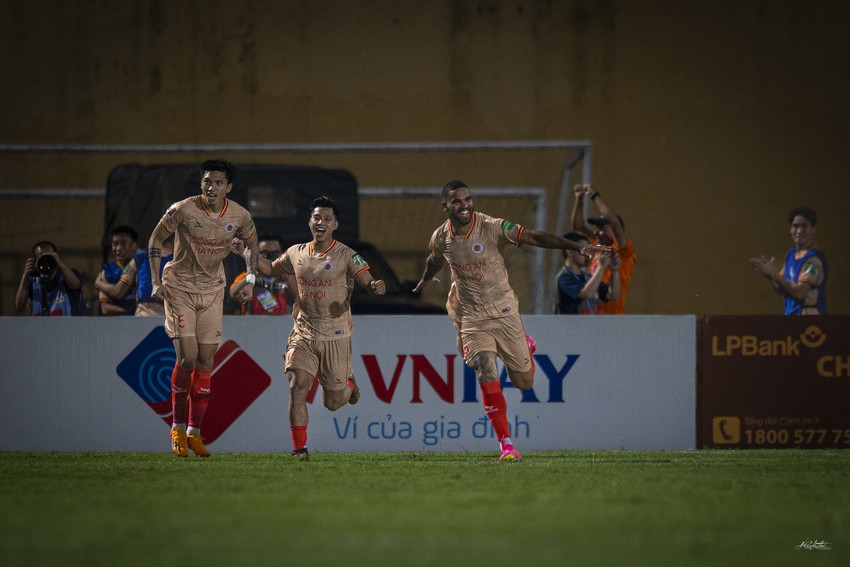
[309,196,339,242]
[258,232,284,261]
[200,159,237,184]
[788,207,817,247]
[441,180,474,226]
[563,232,591,266]
[109,225,138,263]
[311,196,339,219]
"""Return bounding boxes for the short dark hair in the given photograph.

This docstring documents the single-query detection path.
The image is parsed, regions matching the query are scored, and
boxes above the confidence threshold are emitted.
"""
[110,225,138,243]
[200,159,237,184]
[32,240,57,256]
[562,232,588,257]
[441,179,469,202]
[258,232,284,248]
[311,196,339,219]
[789,207,817,226]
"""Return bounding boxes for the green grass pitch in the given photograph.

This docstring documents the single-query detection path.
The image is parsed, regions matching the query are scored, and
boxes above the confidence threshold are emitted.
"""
[1,450,847,566]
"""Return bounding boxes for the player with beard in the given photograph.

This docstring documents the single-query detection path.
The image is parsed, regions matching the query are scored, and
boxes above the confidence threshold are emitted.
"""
[414,180,609,462]
[149,159,259,458]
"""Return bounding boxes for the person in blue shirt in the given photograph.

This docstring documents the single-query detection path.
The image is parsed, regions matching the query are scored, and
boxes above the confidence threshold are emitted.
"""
[750,207,827,315]
[554,232,620,314]
[94,225,138,315]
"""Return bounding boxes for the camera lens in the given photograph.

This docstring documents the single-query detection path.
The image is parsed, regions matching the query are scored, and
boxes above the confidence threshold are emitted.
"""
[36,254,58,276]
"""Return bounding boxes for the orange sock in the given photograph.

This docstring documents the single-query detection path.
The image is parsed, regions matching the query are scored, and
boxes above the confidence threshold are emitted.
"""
[481,381,510,442]
[188,368,211,429]
[291,425,307,451]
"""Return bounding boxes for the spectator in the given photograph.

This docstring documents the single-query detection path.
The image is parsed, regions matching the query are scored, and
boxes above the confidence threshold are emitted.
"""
[132,237,174,316]
[554,232,620,314]
[15,241,83,316]
[94,225,138,316]
[570,184,636,314]
[229,233,292,315]
[749,207,828,315]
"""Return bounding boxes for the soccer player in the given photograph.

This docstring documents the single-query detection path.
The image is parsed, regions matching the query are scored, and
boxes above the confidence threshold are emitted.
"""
[149,159,259,458]
[749,207,828,314]
[253,196,385,460]
[414,180,608,462]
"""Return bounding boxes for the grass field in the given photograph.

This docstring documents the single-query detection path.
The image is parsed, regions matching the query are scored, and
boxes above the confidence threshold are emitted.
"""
[1,450,847,566]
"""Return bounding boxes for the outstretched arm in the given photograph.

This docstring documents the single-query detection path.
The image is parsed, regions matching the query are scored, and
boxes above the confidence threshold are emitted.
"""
[412,252,446,294]
[521,229,608,255]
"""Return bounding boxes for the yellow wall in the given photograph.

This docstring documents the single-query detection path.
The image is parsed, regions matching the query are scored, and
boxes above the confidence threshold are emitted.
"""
[2,1,847,315]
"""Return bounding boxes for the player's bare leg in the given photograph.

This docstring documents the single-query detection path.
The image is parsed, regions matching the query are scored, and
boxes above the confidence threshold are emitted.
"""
[322,370,359,410]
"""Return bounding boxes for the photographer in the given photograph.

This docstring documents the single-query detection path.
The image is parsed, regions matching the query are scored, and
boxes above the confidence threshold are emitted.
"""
[15,241,83,316]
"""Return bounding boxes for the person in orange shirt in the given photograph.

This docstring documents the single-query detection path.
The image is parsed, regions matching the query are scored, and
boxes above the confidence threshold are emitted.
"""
[570,184,636,314]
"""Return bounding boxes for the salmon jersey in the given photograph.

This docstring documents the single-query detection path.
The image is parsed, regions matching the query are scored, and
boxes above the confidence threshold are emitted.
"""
[274,240,370,340]
[429,212,524,322]
[159,196,256,294]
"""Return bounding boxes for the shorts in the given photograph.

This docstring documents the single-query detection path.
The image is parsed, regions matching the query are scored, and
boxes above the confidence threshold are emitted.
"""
[135,300,165,317]
[285,329,352,392]
[164,286,225,345]
[460,312,532,374]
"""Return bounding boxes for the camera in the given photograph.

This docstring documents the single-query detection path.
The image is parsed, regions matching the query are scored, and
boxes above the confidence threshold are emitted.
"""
[35,254,58,277]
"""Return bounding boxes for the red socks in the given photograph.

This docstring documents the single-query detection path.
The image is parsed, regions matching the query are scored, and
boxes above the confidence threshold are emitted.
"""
[291,425,307,451]
[481,381,510,442]
[188,368,211,429]
[171,364,192,426]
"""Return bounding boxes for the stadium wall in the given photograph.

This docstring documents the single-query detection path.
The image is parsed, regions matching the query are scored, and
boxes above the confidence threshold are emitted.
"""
[0,315,696,452]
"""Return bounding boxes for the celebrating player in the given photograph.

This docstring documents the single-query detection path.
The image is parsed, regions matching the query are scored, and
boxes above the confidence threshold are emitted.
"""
[149,159,259,458]
[414,180,608,462]
[253,196,385,460]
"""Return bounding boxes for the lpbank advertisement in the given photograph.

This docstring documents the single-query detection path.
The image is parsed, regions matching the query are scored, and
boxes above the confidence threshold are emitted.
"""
[0,315,696,452]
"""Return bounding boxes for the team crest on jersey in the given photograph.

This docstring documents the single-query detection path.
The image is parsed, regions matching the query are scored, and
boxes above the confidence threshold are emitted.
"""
[322,261,334,272]
[471,242,484,254]
[500,220,516,231]
[224,222,235,234]
[352,253,366,266]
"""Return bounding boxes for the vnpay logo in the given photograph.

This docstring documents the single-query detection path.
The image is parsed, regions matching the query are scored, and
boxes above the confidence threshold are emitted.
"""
[116,326,271,444]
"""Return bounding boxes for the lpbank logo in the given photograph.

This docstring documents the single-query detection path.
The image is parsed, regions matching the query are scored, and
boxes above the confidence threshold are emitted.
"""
[116,326,271,443]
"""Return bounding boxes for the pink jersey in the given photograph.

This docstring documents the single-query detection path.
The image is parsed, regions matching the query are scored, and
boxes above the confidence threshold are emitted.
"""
[274,240,370,340]
[159,196,256,294]
[429,212,524,322]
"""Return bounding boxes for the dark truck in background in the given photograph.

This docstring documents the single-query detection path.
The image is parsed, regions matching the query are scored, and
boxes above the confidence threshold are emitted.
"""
[104,163,444,315]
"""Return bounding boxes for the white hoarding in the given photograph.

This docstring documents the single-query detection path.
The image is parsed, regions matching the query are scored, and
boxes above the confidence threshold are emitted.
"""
[0,315,696,452]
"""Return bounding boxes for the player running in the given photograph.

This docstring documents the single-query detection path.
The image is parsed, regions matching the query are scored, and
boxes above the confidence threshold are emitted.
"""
[414,180,608,462]
[252,196,385,460]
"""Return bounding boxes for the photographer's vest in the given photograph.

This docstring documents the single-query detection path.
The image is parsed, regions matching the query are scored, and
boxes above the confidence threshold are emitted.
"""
[30,274,75,316]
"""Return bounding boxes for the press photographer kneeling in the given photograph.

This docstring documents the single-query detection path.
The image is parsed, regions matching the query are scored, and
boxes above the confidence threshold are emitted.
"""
[15,241,84,316]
